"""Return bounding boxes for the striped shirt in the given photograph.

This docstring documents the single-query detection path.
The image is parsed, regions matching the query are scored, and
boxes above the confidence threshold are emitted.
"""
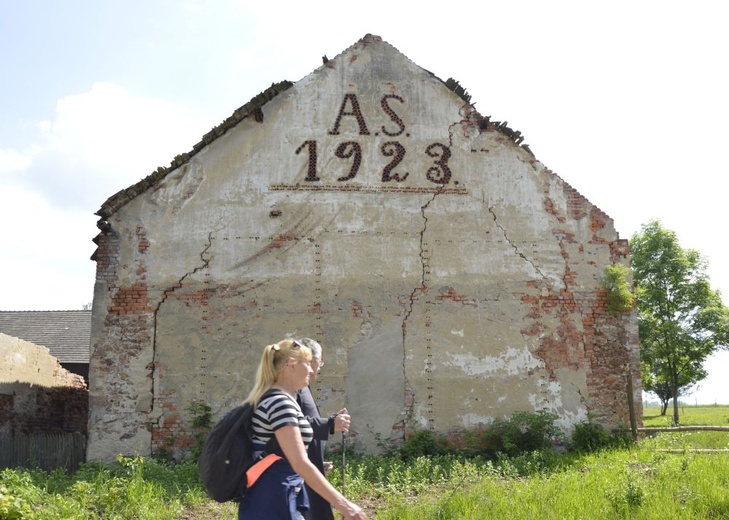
[251,391,314,448]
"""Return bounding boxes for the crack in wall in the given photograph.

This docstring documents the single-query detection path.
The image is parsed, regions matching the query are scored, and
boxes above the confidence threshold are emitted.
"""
[556,236,577,293]
[402,192,438,336]
[148,230,215,425]
[487,205,553,284]
[401,191,438,425]
[446,122,458,148]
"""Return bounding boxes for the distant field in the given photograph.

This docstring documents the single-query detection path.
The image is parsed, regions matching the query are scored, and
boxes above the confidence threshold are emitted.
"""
[643,404,729,427]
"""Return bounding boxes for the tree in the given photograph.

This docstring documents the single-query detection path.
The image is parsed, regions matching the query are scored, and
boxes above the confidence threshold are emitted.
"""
[640,367,702,415]
[630,220,729,426]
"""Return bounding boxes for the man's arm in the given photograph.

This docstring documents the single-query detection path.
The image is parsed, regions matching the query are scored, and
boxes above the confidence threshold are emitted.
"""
[297,386,332,440]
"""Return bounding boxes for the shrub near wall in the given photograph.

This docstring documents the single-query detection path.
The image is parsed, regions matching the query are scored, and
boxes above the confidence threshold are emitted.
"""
[398,411,565,459]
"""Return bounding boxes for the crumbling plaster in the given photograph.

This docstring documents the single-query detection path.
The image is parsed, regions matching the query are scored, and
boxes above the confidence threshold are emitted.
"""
[1,333,85,388]
[87,35,640,461]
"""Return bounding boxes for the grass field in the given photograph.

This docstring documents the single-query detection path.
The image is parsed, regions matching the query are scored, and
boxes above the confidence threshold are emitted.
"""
[1,406,727,519]
[642,404,729,427]
[373,445,729,519]
[371,406,729,519]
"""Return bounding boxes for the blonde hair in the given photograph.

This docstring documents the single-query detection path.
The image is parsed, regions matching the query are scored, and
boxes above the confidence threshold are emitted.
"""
[244,338,312,406]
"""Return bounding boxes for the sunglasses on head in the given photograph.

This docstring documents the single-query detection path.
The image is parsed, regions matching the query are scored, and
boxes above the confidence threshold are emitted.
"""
[273,339,302,351]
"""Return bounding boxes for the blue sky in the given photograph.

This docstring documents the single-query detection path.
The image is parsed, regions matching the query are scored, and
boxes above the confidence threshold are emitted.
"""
[1,0,727,404]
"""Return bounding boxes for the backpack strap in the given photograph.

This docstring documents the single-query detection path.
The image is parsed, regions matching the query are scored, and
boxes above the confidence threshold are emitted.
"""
[263,435,280,454]
[256,388,288,456]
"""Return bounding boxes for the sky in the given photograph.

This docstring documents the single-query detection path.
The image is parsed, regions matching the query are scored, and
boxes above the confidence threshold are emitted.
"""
[1,0,727,404]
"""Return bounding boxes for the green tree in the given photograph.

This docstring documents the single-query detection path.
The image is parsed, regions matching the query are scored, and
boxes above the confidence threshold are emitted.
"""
[630,220,729,426]
[641,370,701,415]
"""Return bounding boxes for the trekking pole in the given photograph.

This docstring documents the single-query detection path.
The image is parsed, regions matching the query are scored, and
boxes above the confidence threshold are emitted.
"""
[341,407,348,496]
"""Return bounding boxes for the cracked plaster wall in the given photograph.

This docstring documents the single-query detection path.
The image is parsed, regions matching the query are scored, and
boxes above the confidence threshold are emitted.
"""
[87,36,641,461]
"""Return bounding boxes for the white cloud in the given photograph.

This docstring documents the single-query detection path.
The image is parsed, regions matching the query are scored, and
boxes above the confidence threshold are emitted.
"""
[0,185,97,310]
[0,82,209,310]
[3,83,208,213]
[0,149,32,174]
[45,83,203,184]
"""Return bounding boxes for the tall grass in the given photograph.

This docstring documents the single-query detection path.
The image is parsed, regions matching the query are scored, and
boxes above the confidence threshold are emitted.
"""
[0,456,211,520]
[1,407,727,519]
[373,440,729,519]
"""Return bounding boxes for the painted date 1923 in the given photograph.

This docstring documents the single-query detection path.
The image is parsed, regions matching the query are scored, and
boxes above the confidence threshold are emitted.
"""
[294,93,453,185]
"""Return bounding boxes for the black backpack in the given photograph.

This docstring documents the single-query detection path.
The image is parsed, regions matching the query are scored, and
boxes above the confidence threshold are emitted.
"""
[198,390,281,502]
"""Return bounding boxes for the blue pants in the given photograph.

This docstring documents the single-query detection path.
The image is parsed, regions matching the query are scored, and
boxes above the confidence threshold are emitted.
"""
[238,459,310,519]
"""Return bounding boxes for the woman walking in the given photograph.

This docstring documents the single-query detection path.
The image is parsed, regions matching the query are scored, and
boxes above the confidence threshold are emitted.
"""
[238,338,367,520]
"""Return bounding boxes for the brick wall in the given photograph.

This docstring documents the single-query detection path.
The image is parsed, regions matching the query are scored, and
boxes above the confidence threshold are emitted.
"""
[2,385,88,435]
[1,334,88,436]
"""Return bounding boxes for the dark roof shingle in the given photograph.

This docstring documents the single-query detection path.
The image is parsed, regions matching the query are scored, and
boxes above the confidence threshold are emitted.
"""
[0,310,91,363]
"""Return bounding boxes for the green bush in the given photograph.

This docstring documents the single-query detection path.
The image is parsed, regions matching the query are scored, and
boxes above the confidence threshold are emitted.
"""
[571,422,635,453]
[398,411,563,460]
[479,411,563,457]
[399,429,452,460]
[186,400,212,460]
[0,482,32,520]
[601,263,634,314]
[571,421,611,452]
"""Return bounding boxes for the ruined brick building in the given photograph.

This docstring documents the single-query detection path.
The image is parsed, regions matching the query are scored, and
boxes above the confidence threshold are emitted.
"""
[87,34,642,461]
[1,333,88,437]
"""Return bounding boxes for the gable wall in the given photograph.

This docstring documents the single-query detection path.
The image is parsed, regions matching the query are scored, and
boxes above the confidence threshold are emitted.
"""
[87,36,641,461]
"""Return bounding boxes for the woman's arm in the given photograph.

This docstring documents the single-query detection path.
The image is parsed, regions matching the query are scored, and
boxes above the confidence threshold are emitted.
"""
[275,425,366,519]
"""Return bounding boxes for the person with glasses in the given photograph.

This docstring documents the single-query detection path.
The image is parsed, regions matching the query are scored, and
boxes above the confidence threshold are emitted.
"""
[296,338,350,520]
[238,338,366,520]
